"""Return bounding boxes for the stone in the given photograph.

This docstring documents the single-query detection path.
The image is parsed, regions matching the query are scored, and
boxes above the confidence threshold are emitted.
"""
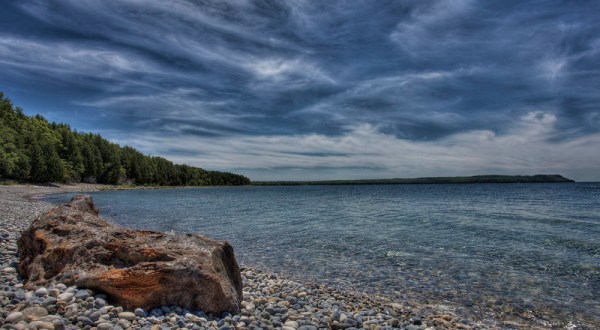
[118,311,136,321]
[134,308,147,317]
[35,288,48,297]
[57,292,73,302]
[21,306,49,321]
[6,311,24,323]
[117,319,131,328]
[332,309,341,321]
[298,326,318,330]
[96,322,114,330]
[150,308,163,317]
[77,316,94,326]
[89,311,102,321]
[18,195,243,315]
[3,267,17,273]
[39,316,61,323]
[27,321,55,330]
[284,320,299,329]
[42,297,57,307]
[339,313,347,323]
[95,298,107,308]
[74,290,90,300]
[52,319,66,330]
[64,304,78,318]
[245,302,255,311]
[389,303,403,310]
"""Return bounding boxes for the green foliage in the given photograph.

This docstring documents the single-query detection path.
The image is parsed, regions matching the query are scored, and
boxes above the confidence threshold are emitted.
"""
[0,92,250,186]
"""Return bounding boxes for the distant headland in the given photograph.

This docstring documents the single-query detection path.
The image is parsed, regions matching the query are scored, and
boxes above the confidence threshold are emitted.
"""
[252,174,575,186]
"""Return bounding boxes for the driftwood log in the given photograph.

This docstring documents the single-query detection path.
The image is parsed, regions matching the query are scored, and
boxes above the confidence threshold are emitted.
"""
[17,195,242,314]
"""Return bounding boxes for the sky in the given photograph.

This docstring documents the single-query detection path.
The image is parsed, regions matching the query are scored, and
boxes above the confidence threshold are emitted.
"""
[1,0,600,181]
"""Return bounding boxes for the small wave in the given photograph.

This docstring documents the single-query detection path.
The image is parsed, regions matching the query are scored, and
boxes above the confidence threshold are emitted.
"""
[386,251,414,258]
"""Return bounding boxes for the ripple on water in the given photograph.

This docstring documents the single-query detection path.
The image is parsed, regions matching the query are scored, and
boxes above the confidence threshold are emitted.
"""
[46,183,600,328]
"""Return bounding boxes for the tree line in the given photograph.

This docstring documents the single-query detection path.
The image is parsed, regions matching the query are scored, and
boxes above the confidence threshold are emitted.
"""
[0,92,250,186]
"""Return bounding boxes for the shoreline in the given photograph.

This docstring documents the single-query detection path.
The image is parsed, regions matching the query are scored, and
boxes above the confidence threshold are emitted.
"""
[0,184,577,329]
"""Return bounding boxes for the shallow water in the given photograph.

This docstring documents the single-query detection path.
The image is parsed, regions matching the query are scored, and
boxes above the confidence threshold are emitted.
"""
[46,183,600,327]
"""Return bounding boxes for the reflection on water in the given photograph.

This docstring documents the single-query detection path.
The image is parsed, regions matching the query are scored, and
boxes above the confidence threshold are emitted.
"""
[47,183,600,327]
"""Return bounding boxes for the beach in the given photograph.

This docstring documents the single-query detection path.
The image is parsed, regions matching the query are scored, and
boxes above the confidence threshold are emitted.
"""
[0,184,566,329]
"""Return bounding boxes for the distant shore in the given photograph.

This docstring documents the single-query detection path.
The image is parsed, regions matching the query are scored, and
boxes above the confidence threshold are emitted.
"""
[252,174,575,186]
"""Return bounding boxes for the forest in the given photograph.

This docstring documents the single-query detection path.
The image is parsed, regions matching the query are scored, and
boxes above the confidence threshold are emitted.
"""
[0,92,250,186]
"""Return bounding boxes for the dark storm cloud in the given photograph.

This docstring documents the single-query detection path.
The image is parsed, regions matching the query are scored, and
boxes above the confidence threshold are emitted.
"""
[1,0,599,180]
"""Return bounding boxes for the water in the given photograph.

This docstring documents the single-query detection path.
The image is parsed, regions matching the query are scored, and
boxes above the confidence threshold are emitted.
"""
[46,183,600,327]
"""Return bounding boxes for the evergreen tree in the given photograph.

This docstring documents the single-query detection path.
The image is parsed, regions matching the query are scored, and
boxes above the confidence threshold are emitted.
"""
[0,91,250,186]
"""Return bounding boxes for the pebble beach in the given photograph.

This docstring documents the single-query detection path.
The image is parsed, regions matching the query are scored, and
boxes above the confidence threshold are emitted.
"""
[0,184,560,330]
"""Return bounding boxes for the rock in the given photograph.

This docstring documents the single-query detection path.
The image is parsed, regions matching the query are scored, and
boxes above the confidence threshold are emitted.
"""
[134,308,147,317]
[35,288,48,297]
[6,311,24,323]
[56,292,73,302]
[52,319,66,330]
[245,302,255,311]
[96,323,114,330]
[28,321,55,330]
[332,309,341,321]
[94,298,106,308]
[39,316,62,323]
[17,195,243,314]
[89,311,102,321]
[150,308,163,317]
[118,311,136,321]
[389,303,403,310]
[64,304,78,318]
[74,290,90,300]
[77,316,94,326]
[331,321,352,330]
[284,320,299,329]
[298,326,318,330]
[339,313,347,323]
[48,289,60,298]
[3,267,17,273]
[42,297,57,307]
[118,319,131,328]
[21,306,49,321]
[55,283,67,291]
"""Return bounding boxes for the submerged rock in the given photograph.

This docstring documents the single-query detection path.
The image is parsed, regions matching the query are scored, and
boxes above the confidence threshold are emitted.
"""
[17,195,242,314]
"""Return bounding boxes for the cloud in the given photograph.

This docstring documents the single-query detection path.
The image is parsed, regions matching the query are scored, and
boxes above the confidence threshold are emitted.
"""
[246,57,335,85]
[0,36,155,78]
[1,0,599,180]
[390,0,474,55]
[105,111,600,181]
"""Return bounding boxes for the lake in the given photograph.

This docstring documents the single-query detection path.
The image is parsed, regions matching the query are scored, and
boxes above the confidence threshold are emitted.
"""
[46,183,600,327]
